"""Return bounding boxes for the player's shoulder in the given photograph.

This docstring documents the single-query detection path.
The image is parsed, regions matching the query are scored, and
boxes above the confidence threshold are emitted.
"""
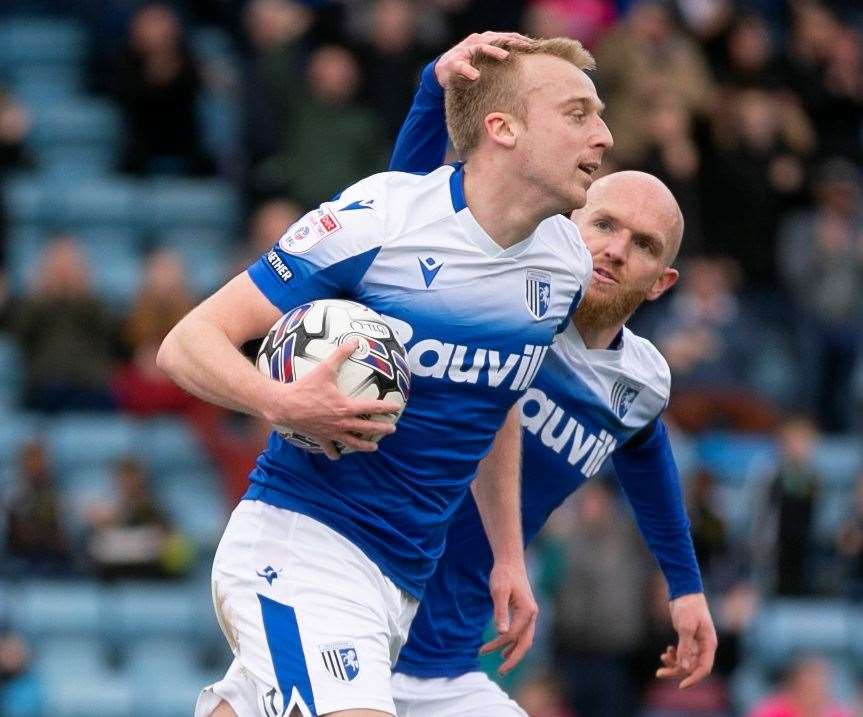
[535,214,593,278]
[336,166,458,236]
[619,327,672,402]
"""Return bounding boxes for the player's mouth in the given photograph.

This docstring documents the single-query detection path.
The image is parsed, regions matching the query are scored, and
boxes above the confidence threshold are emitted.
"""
[592,267,619,284]
[578,162,599,181]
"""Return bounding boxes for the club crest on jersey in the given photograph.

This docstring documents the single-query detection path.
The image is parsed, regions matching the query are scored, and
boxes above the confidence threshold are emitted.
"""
[611,378,644,418]
[320,641,359,682]
[525,269,552,320]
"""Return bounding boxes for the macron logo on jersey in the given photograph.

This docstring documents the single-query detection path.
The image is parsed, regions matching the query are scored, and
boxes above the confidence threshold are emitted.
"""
[340,199,375,211]
[418,256,444,288]
[519,387,618,477]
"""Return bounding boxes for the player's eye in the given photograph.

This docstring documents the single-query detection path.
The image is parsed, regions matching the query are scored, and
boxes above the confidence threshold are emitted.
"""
[571,112,585,122]
[595,219,613,232]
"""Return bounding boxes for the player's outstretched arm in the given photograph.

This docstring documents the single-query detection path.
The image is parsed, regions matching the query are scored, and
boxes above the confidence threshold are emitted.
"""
[389,32,531,174]
[157,273,400,459]
[472,405,538,675]
[612,419,717,687]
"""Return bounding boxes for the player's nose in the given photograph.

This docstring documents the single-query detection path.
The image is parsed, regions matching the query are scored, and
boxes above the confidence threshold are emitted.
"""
[592,116,613,150]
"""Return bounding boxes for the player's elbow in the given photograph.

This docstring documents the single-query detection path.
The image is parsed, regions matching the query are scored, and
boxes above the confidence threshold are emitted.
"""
[156,323,184,379]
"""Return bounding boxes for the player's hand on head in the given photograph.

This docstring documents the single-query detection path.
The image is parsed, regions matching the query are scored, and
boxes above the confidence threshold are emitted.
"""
[478,561,538,675]
[266,339,401,461]
[435,31,533,87]
[656,592,718,689]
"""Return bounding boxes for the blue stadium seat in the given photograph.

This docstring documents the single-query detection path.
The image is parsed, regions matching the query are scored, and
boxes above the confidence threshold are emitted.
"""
[140,179,240,234]
[813,437,861,489]
[53,178,139,231]
[9,65,82,100]
[746,600,852,669]
[47,414,140,473]
[0,413,40,470]
[165,241,230,295]
[107,582,201,641]
[10,581,103,639]
[140,418,210,475]
[4,175,45,224]
[0,19,86,71]
[29,100,121,167]
[127,637,201,714]
[0,334,23,407]
[161,478,228,547]
[696,433,777,486]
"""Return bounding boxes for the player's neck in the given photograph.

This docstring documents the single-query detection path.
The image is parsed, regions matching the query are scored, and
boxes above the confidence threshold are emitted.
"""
[462,161,557,249]
[573,314,624,351]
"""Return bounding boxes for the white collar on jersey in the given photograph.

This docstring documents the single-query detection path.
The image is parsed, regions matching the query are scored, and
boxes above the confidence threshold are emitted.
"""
[449,163,537,259]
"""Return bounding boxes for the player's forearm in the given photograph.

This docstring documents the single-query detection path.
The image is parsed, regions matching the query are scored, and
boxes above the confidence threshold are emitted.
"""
[157,314,277,419]
[614,419,704,598]
[471,406,525,566]
[389,60,448,173]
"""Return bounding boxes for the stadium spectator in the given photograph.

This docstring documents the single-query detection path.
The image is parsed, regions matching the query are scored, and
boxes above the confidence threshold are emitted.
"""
[637,90,705,253]
[12,237,116,413]
[235,197,305,270]
[784,4,863,165]
[552,480,650,717]
[113,3,212,175]
[716,12,784,89]
[755,415,821,597]
[240,0,313,179]
[701,87,812,285]
[835,471,863,599]
[84,457,192,580]
[594,0,713,165]
[687,468,734,591]
[0,627,39,717]
[354,0,428,141]
[523,0,617,51]
[747,655,853,717]
[654,256,777,432]
[0,87,32,274]
[778,158,863,432]
[112,249,196,416]
[3,439,72,576]
[252,44,388,204]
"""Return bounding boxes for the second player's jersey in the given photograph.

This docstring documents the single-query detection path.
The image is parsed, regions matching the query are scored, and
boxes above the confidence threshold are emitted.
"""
[395,322,683,677]
[245,164,592,599]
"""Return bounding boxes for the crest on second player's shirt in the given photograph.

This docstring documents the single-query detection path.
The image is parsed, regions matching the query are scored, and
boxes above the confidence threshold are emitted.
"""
[611,377,644,419]
[525,269,552,320]
[319,641,360,682]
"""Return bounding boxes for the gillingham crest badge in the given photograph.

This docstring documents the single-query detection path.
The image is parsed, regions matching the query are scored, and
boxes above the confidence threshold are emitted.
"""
[611,377,644,419]
[320,641,360,682]
[525,269,552,320]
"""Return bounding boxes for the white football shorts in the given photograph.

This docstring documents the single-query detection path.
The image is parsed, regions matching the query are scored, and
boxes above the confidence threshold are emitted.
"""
[196,500,418,717]
[391,671,528,717]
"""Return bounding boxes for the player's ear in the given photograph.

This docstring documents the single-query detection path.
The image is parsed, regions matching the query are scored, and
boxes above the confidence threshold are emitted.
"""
[484,111,518,149]
[646,267,678,301]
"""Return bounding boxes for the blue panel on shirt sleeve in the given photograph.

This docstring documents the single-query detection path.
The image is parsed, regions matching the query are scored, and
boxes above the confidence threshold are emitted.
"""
[248,246,381,313]
[389,60,449,174]
[614,418,704,598]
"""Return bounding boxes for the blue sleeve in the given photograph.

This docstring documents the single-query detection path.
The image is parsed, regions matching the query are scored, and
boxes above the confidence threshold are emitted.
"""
[389,60,449,173]
[247,176,389,313]
[613,418,704,599]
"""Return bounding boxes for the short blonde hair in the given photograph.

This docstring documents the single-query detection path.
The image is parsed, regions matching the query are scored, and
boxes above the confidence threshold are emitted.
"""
[445,37,596,158]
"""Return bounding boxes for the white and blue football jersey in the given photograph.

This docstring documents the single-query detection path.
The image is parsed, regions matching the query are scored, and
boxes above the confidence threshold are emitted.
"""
[395,322,702,678]
[245,164,593,599]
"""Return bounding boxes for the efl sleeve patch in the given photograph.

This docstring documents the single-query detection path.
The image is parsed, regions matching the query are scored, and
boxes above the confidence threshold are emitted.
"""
[279,208,342,255]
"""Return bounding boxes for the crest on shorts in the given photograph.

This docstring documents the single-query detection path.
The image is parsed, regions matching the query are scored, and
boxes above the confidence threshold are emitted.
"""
[319,641,360,682]
[525,269,552,320]
[611,377,644,419]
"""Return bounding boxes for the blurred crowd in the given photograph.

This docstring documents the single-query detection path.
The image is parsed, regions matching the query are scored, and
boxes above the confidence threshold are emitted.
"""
[0,0,862,715]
